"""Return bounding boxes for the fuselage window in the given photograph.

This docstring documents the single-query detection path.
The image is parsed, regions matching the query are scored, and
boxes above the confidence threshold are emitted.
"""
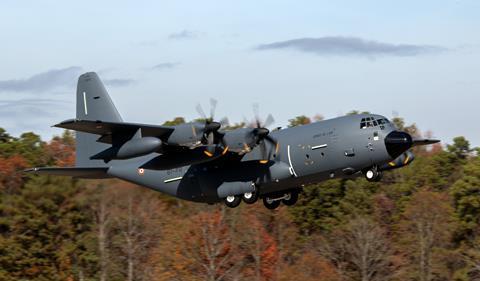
[361,117,390,129]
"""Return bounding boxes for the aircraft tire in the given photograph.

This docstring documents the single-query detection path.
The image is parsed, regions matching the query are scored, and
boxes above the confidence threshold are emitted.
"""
[263,197,281,210]
[282,191,299,206]
[242,191,259,204]
[224,195,242,208]
[365,167,383,182]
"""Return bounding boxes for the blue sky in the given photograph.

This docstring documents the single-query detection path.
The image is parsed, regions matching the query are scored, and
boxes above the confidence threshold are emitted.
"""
[0,0,479,146]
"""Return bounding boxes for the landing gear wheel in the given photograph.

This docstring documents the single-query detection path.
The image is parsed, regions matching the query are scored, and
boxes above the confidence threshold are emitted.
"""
[263,197,281,210]
[242,191,259,204]
[224,195,241,208]
[364,167,383,182]
[282,191,299,206]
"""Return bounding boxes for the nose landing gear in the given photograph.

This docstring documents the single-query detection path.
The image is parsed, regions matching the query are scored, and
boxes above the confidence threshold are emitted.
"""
[364,166,383,182]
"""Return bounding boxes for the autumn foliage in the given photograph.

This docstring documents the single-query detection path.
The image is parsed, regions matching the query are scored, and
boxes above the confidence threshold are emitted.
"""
[0,121,479,281]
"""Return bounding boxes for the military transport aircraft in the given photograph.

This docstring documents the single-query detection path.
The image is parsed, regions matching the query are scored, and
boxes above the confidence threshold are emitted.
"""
[27,72,439,209]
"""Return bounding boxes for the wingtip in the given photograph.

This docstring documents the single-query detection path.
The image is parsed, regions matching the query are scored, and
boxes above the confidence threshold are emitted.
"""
[24,168,39,173]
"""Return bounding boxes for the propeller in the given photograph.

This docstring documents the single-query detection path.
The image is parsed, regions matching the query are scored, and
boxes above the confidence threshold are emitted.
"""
[195,99,230,157]
[195,98,222,146]
[247,104,279,163]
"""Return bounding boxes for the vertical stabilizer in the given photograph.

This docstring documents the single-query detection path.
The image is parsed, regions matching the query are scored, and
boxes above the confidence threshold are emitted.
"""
[76,72,122,167]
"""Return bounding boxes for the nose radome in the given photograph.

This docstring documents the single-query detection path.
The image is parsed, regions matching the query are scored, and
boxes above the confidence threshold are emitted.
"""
[384,131,413,159]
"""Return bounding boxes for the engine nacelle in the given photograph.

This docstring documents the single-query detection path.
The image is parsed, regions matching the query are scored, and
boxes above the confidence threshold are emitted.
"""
[379,150,415,171]
[91,137,163,161]
[116,137,163,159]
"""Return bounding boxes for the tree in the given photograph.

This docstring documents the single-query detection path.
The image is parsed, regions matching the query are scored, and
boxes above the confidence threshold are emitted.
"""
[162,117,186,126]
[346,110,370,116]
[450,157,480,239]
[0,128,12,143]
[318,217,394,281]
[0,176,97,280]
[0,154,28,193]
[277,251,341,281]
[92,184,112,281]
[288,115,311,127]
[447,137,472,160]
[238,208,278,281]
[396,190,456,281]
[186,209,242,281]
[110,185,164,281]
[44,130,76,167]
[289,180,346,234]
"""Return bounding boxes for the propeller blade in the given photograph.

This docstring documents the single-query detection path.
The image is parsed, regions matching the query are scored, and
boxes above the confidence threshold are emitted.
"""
[264,114,275,128]
[207,132,214,145]
[191,124,197,138]
[196,104,207,119]
[209,98,218,120]
[264,135,278,146]
[219,117,230,127]
[253,103,262,128]
[260,142,267,159]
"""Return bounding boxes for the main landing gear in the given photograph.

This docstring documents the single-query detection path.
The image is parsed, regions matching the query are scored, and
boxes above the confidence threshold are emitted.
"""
[223,186,260,208]
[223,189,300,209]
[364,166,383,182]
[263,190,299,210]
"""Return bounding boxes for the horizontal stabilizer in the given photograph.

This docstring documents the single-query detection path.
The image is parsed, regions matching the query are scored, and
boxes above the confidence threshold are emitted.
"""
[55,119,174,143]
[412,139,440,147]
[25,167,112,179]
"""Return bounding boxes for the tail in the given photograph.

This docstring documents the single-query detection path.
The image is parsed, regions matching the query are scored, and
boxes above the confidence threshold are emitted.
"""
[75,72,122,167]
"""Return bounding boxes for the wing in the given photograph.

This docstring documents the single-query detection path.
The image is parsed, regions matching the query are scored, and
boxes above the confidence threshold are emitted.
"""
[55,119,174,144]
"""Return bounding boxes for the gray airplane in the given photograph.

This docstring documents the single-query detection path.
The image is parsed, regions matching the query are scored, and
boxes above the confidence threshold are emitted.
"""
[27,72,439,209]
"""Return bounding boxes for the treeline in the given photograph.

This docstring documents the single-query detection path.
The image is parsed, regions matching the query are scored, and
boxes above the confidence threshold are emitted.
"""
[0,116,479,281]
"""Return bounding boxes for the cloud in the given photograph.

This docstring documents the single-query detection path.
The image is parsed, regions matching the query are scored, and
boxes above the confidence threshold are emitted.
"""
[0,98,73,137]
[151,62,181,71]
[256,36,447,57]
[103,78,135,87]
[168,30,200,40]
[0,66,83,93]
[0,67,136,93]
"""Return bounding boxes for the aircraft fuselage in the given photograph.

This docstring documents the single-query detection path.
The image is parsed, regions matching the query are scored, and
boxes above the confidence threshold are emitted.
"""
[107,114,400,203]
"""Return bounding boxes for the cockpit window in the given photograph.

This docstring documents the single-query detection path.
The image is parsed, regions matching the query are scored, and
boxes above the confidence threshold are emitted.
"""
[360,117,390,129]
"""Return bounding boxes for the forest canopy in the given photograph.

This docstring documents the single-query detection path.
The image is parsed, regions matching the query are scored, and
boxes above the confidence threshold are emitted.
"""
[0,115,479,281]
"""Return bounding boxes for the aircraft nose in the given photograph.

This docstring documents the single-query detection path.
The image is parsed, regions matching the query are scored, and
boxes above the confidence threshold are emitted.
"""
[384,131,413,159]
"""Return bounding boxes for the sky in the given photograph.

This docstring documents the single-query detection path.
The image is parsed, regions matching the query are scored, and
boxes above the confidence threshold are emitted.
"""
[0,0,479,147]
